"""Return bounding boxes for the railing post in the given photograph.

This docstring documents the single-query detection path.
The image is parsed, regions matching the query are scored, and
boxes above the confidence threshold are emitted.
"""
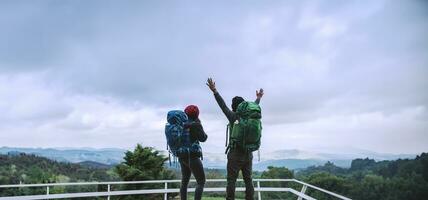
[257,181,261,200]
[297,185,307,200]
[107,184,110,200]
[46,186,49,195]
[164,182,168,200]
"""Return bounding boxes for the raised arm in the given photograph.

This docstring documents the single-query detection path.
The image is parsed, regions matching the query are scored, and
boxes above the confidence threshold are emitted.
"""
[206,78,236,122]
[255,88,264,104]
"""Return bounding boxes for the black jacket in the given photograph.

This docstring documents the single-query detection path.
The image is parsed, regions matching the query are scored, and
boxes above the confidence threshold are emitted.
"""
[185,118,207,143]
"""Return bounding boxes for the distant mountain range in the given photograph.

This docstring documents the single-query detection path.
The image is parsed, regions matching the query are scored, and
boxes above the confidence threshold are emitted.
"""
[202,148,416,170]
[0,147,416,171]
[0,147,125,165]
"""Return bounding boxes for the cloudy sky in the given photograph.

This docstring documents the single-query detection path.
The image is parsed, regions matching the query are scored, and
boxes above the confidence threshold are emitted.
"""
[0,0,427,154]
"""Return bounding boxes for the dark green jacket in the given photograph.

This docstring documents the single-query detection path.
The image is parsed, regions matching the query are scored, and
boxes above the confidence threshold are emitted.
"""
[213,92,261,157]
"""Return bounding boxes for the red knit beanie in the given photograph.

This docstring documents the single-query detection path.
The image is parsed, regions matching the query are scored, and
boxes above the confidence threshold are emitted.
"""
[185,105,199,119]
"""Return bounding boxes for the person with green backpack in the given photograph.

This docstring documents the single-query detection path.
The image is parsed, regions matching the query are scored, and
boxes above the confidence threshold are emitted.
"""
[206,78,264,200]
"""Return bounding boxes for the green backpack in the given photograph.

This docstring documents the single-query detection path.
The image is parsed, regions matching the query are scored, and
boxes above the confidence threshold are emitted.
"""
[226,101,262,153]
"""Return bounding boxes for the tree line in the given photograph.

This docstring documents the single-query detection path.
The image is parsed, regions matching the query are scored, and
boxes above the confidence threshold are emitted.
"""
[1,146,427,200]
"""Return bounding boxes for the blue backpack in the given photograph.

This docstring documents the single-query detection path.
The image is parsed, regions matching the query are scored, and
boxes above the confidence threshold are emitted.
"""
[165,110,202,164]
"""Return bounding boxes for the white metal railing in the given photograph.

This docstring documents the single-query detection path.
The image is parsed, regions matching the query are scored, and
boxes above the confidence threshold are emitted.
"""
[0,179,352,200]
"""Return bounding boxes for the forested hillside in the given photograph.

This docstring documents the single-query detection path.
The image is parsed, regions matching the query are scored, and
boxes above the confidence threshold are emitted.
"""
[0,153,118,197]
[1,150,427,199]
[293,153,428,199]
[0,153,118,185]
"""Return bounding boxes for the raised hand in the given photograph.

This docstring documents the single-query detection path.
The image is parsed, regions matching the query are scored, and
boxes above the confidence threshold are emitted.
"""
[256,88,264,99]
[206,78,217,93]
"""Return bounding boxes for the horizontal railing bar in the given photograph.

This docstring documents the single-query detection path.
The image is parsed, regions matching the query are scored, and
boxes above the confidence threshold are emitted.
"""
[0,179,351,200]
[292,179,351,200]
[255,179,295,181]
[0,187,315,200]
[0,179,295,188]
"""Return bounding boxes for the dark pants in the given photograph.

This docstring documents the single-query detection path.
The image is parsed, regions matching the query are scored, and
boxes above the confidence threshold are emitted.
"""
[226,150,254,200]
[179,157,206,200]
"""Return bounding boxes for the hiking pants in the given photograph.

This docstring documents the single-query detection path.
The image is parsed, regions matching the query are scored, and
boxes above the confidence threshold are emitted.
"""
[226,151,254,200]
[179,157,206,200]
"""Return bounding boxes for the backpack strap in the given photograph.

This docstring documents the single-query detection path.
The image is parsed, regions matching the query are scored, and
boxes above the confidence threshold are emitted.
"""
[225,124,230,147]
[166,144,171,166]
[242,120,247,153]
[225,123,233,154]
[225,146,230,154]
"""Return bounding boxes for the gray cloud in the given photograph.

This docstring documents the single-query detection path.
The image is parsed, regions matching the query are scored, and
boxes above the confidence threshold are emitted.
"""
[0,0,427,154]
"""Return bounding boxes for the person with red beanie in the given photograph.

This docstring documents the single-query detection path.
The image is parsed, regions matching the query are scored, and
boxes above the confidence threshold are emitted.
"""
[179,105,207,200]
[184,105,200,120]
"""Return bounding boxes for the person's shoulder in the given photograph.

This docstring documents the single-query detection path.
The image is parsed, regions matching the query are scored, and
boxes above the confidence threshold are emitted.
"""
[187,119,202,127]
[194,119,204,128]
[190,118,201,124]
[230,112,238,121]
